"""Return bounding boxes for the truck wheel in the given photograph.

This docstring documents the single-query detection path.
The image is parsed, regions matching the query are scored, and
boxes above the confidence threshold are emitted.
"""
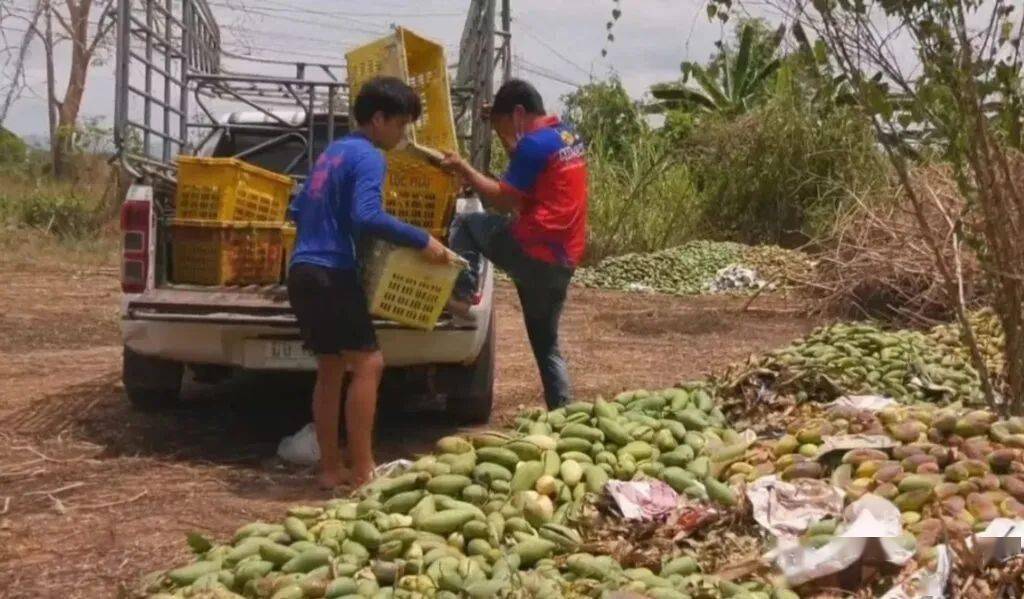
[445,311,495,425]
[123,346,184,411]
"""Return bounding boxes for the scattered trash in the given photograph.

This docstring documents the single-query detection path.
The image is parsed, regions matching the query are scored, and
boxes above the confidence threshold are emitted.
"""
[828,395,898,412]
[707,265,773,294]
[606,479,679,521]
[973,518,1024,565]
[373,459,414,478]
[815,433,897,459]
[748,475,846,541]
[669,502,721,541]
[775,494,915,586]
[880,544,951,599]
[276,422,320,465]
[625,282,655,293]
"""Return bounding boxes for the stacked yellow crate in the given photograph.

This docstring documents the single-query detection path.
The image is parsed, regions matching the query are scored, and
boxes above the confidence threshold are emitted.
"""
[170,156,295,286]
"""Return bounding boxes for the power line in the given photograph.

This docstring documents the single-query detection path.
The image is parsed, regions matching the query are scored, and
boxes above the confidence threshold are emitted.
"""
[517,21,591,79]
[517,55,581,81]
[208,1,462,19]
[519,66,581,88]
[209,2,388,37]
[223,42,344,64]
[222,23,368,50]
[214,5,387,37]
[515,56,583,88]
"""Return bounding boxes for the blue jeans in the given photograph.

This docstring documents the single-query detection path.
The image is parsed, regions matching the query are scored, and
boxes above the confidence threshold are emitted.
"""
[450,212,573,409]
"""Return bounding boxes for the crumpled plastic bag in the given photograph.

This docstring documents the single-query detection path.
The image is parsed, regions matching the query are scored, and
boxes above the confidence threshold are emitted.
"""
[277,422,320,465]
[880,543,951,599]
[748,475,845,541]
[828,395,897,412]
[814,433,897,460]
[374,459,414,479]
[775,494,915,586]
[605,479,678,520]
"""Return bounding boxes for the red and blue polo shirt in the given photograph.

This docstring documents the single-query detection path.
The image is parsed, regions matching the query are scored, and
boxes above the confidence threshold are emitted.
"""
[500,115,588,268]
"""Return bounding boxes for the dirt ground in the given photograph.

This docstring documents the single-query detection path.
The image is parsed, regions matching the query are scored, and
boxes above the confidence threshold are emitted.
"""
[0,249,816,598]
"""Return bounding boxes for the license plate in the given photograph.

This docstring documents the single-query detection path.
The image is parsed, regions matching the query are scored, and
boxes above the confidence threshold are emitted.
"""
[245,339,314,369]
[268,340,309,360]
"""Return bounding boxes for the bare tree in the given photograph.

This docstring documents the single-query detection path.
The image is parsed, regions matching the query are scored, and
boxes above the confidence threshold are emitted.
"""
[20,0,117,177]
[0,1,45,126]
[710,0,1024,414]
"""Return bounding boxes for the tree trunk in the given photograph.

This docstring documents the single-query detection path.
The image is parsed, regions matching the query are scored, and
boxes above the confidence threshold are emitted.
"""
[43,3,58,158]
[51,0,93,179]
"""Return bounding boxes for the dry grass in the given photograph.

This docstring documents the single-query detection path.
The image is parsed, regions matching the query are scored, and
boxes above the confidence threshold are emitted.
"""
[0,226,118,270]
[810,164,985,327]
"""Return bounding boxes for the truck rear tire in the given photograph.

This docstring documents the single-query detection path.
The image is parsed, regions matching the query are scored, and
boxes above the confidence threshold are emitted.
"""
[445,311,495,425]
[123,346,184,411]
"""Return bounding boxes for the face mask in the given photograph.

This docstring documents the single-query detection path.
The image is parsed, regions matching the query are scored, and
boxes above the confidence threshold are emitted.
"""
[508,107,530,147]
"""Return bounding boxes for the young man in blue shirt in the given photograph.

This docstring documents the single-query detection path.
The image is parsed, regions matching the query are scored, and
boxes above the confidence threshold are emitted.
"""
[288,76,448,489]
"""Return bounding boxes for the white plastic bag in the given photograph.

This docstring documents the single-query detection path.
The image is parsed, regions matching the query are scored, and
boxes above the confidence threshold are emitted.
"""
[775,494,915,586]
[277,422,321,465]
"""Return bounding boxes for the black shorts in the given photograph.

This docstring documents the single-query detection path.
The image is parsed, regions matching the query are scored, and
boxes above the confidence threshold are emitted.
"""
[287,263,378,354]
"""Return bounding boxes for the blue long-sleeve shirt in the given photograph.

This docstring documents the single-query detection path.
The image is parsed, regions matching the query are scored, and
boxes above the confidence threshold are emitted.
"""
[288,132,429,270]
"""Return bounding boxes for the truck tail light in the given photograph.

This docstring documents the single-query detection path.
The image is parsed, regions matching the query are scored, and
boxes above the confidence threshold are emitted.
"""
[120,198,151,293]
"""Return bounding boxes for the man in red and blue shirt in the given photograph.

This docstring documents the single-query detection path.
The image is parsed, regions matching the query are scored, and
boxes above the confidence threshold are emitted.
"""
[443,79,588,409]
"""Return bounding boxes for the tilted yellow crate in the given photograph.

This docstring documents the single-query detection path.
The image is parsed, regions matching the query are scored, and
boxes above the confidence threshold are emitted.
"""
[346,27,459,240]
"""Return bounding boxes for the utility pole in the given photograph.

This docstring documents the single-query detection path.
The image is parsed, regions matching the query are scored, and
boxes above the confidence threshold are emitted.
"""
[500,0,511,83]
[455,0,499,172]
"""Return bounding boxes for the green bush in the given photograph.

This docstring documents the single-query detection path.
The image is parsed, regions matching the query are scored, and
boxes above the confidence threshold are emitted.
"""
[560,78,701,263]
[0,127,28,164]
[682,86,887,246]
[586,132,699,263]
[4,190,106,238]
[0,163,110,239]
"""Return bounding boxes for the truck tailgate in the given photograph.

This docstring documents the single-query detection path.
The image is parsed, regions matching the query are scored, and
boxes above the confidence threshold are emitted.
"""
[126,285,471,330]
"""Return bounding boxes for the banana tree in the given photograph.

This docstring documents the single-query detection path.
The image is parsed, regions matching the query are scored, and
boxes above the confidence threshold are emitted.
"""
[651,22,785,116]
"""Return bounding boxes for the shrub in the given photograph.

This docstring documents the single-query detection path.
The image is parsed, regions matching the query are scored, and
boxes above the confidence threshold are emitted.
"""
[0,127,28,164]
[586,132,699,263]
[0,157,111,239]
[681,80,888,246]
[4,189,107,238]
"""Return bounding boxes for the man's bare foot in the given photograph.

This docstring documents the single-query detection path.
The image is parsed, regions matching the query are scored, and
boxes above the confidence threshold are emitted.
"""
[317,467,349,490]
[351,462,377,488]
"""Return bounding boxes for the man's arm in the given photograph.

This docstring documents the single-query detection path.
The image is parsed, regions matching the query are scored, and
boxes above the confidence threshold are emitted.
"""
[350,153,449,262]
[443,135,550,213]
[442,155,523,213]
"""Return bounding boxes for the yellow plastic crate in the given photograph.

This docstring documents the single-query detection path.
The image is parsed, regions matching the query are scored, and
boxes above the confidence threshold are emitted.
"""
[175,156,294,222]
[169,218,286,286]
[385,153,459,240]
[347,28,459,238]
[282,224,296,281]
[362,239,463,331]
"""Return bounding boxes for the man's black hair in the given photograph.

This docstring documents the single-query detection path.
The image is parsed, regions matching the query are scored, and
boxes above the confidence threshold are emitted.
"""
[491,79,545,116]
[353,76,422,126]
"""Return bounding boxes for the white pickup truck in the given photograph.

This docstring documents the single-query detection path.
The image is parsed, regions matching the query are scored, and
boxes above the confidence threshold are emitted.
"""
[113,0,507,423]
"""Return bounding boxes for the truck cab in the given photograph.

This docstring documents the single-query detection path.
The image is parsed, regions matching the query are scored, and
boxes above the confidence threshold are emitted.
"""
[113,0,509,423]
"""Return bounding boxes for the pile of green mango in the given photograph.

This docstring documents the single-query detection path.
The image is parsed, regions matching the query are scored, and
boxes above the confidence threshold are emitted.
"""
[928,308,1005,384]
[763,322,987,404]
[141,387,803,598]
[574,241,810,296]
[141,313,1016,599]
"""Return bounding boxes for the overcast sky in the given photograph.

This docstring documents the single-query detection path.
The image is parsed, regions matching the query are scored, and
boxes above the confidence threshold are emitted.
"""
[2,0,779,139]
